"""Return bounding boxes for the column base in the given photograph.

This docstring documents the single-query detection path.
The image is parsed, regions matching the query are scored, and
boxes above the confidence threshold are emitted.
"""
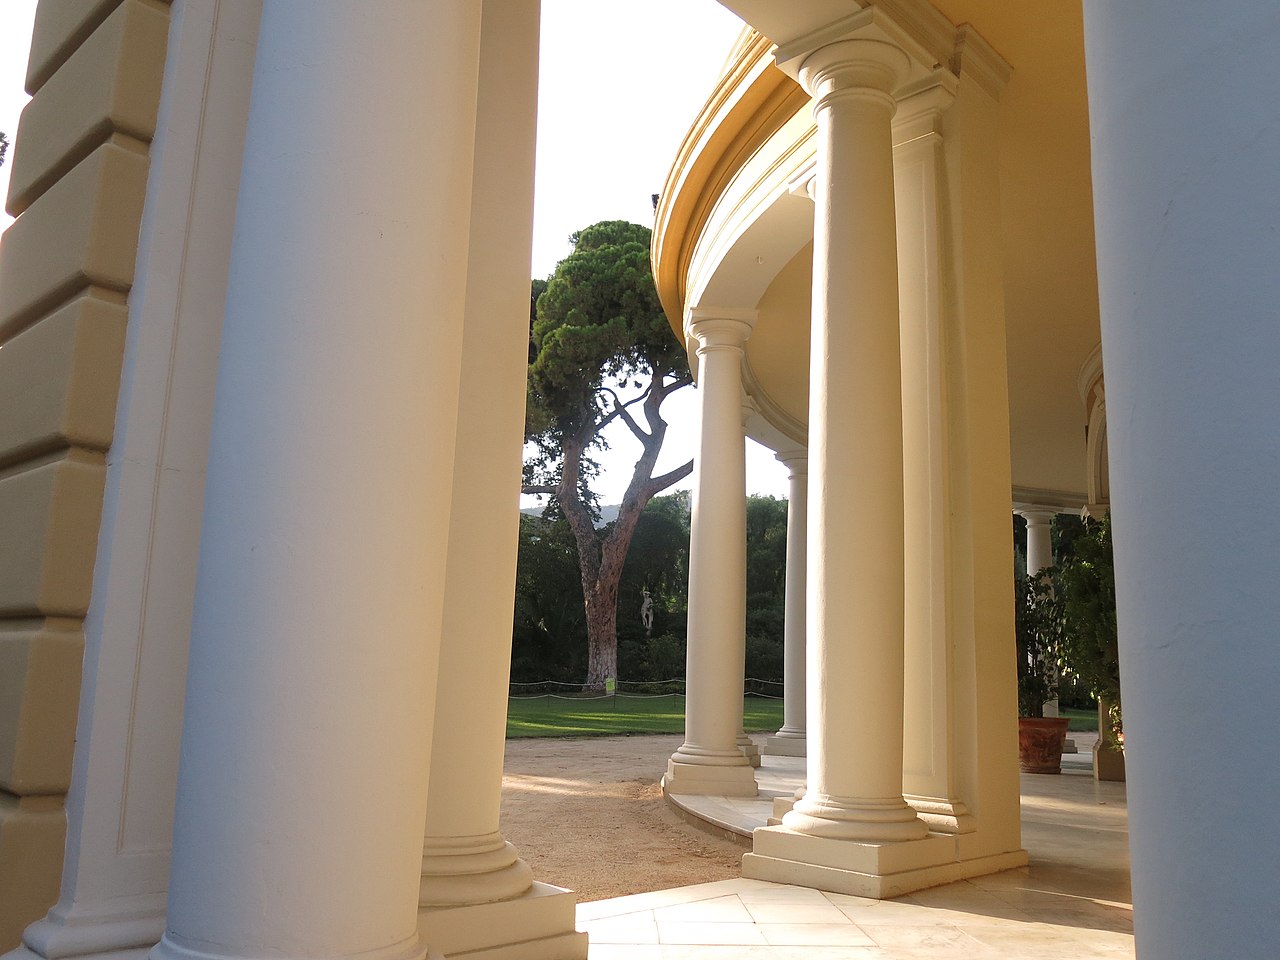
[1063,738,1079,754]
[769,787,805,824]
[151,930,430,960]
[420,836,533,906]
[762,734,806,757]
[737,734,762,768]
[6,900,165,960]
[905,796,977,836]
[418,882,586,960]
[663,758,757,798]
[743,825,1029,899]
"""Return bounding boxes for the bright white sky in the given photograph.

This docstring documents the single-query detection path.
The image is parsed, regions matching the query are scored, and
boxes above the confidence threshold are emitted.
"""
[0,0,789,505]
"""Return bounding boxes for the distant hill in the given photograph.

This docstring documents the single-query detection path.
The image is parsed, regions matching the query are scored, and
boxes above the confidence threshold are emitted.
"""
[520,503,620,527]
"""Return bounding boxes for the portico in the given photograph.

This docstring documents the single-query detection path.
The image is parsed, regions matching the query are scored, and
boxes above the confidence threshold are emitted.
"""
[1,1,1279,959]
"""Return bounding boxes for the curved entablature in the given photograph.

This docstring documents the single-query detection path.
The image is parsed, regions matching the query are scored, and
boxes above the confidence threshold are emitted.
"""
[743,361,807,449]
[652,5,1014,457]
[651,31,807,345]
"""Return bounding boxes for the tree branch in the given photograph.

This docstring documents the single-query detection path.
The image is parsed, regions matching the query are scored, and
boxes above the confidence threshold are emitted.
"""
[596,386,653,442]
[521,484,558,496]
[645,459,694,498]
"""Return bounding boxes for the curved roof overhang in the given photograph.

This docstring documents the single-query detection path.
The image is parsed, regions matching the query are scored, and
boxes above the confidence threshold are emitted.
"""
[651,32,807,347]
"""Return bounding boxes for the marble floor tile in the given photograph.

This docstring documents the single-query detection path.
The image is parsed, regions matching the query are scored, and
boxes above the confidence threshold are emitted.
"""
[657,921,769,945]
[758,922,878,946]
[653,896,755,923]
[743,901,853,924]
[735,884,834,904]
[587,946,661,960]
[581,911,660,944]
[582,751,1136,959]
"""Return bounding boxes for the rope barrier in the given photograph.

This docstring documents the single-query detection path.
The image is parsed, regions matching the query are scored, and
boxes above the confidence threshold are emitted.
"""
[508,690,784,701]
[510,678,784,692]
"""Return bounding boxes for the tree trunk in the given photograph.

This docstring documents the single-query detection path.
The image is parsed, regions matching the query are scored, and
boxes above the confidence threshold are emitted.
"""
[583,581,618,692]
[527,373,693,694]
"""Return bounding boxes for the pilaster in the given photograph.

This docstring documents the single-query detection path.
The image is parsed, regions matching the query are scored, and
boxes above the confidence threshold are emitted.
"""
[4,4,257,959]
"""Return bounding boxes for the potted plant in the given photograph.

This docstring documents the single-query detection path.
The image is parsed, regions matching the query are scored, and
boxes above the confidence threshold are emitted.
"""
[1014,570,1071,773]
[1055,514,1124,780]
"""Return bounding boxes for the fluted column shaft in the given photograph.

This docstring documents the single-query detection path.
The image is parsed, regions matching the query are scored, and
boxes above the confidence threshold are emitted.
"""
[666,312,757,798]
[783,38,927,842]
[766,453,807,755]
[152,6,481,960]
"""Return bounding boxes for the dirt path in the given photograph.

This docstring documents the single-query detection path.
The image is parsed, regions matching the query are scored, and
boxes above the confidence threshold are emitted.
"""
[499,734,747,902]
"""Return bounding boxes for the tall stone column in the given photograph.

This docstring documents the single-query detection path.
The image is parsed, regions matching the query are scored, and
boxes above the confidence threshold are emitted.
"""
[765,452,807,757]
[735,407,762,769]
[1085,3,1280,955]
[150,7,481,960]
[1018,506,1056,578]
[666,310,758,798]
[782,36,922,842]
[745,31,950,898]
[1014,505,1069,729]
[415,3,584,957]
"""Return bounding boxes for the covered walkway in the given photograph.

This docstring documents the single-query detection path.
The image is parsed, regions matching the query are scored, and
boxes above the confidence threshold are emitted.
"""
[583,737,1132,958]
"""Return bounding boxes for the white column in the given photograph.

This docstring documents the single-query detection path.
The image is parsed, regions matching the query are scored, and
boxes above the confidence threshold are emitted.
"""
[666,310,758,798]
[1085,3,1280,956]
[745,33,954,898]
[784,38,924,843]
[764,452,807,757]
[1014,505,1064,722]
[7,7,261,960]
[150,7,480,960]
[1017,507,1056,577]
[416,3,584,957]
[735,407,762,769]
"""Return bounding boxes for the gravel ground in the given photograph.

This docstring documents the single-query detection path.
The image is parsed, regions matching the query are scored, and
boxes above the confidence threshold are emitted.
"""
[499,733,746,902]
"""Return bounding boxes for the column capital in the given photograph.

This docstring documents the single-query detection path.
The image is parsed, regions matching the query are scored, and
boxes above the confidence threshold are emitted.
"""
[774,7,929,95]
[686,308,756,351]
[797,38,911,105]
[775,449,808,476]
[1013,504,1060,526]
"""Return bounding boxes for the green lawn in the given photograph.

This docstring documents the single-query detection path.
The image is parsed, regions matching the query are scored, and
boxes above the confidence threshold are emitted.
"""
[1062,706,1100,731]
[506,696,1101,738]
[506,694,784,739]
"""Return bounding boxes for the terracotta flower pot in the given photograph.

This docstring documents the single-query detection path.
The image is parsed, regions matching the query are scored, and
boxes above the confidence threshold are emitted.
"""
[1017,716,1071,774]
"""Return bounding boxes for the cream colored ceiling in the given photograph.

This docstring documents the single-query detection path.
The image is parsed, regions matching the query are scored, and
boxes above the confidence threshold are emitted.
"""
[747,241,813,427]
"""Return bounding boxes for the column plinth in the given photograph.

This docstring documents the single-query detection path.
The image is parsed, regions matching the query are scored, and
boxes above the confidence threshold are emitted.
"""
[666,312,758,798]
